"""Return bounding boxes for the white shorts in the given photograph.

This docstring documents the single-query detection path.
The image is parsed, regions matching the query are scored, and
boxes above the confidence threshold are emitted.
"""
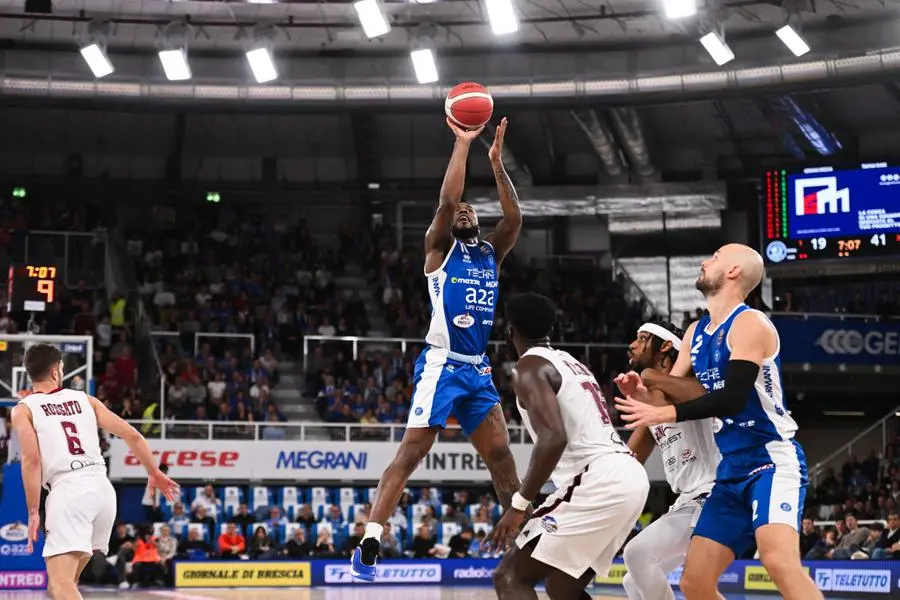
[516,453,650,579]
[44,474,117,558]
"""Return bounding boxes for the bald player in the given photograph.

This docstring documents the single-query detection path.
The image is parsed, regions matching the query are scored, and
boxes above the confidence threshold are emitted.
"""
[615,244,821,600]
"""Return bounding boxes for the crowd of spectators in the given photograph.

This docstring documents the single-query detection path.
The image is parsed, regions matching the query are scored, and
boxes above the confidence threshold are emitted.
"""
[798,431,900,560]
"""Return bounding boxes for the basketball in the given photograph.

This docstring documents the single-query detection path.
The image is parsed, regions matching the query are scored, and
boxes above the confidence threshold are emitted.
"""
[445,82,493,130]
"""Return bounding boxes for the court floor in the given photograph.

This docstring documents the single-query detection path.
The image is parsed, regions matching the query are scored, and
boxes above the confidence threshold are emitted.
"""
[0,586,856,600]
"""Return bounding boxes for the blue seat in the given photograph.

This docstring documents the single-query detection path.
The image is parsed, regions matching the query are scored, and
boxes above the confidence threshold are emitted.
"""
[251,486,272,514]
[220,486,244,519]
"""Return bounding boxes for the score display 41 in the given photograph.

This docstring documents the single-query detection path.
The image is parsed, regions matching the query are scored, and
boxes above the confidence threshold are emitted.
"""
[761,162,900,265]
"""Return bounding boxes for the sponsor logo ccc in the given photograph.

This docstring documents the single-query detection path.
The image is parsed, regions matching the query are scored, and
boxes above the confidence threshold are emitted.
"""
[815,329,899,356]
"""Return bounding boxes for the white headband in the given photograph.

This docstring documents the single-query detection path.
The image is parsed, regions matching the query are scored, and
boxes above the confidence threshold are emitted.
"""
[638,323,681,351]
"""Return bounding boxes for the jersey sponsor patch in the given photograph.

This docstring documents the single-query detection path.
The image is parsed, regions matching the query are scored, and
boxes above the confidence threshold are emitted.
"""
[452,314,475,328]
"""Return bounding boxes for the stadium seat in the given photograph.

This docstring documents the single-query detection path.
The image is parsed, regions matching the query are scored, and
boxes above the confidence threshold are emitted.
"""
[365,487,378,504]
[441,522,460,545]
[347,503,366,523]
[473,522,493,536]
[251,521,272,540]
[221,486,243,518]
[310,487,329,519]
[338,487,357,520]
[152,522,165,538]
[411,503,431,524]
[279,487,303,519]
[283,522,302,541]
[251,486,272,513]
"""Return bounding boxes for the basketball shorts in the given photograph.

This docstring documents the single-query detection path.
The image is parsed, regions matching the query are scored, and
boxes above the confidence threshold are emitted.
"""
[516,453,650,579]
[693,459,807,557]
[44,474,117,558]
[406,347,499,436]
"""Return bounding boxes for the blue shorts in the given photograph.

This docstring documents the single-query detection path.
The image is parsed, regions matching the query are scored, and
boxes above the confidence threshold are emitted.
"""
[693,443,807,557]
[406,347,500,436]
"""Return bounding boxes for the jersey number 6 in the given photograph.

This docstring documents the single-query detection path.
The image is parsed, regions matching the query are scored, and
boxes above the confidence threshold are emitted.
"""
[61,421,86,456]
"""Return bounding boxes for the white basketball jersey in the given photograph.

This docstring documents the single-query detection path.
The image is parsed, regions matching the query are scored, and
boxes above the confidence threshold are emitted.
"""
[650,418,719,497]
[516,346,632,489]
[20,389,106,489]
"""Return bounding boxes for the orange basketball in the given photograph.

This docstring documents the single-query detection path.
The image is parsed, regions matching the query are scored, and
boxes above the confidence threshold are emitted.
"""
[445,82,493,130]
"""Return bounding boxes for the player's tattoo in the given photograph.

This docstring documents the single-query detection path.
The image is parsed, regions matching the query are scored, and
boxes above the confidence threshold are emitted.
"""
[493,161,520,209]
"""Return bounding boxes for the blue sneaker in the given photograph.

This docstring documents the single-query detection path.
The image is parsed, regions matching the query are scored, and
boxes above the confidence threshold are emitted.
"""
[350,538,380,582]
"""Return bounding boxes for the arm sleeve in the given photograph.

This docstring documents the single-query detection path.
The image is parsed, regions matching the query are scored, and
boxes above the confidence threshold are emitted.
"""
[674,360,760,423]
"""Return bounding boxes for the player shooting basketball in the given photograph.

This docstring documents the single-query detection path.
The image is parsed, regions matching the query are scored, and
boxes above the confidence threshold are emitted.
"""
[614,244,822,600]
[351,118,522,582]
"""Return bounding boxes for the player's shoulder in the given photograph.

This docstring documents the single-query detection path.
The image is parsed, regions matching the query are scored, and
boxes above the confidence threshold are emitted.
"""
[732,307,774,333]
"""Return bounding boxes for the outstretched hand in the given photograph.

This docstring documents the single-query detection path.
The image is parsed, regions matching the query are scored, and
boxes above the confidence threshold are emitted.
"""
[488,117,508,163]
[446,118,485,142]
[484,507,526,552]
[615,395,675,430]
[149,469,181,503]
[613,371,645,398]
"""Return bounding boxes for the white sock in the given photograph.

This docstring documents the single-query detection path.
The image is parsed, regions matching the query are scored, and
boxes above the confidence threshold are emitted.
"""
[363,522,383,542]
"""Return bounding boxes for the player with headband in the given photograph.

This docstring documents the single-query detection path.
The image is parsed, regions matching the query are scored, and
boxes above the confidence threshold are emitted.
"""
[616,322,719,600]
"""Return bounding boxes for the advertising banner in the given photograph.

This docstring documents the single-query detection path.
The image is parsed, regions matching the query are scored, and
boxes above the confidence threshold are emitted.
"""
[111,439,667,483]
[174,561,311,587]
[0,465,47,588]
[772,316,900,366]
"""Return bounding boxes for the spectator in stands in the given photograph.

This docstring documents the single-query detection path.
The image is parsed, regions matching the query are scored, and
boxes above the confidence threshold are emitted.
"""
[442,505,471,529]
[168,503,190,537]
[388,506,408,540]
[343,523,365,557]
[283,527,311,559]
[411,524,438,559]
[831,514,871,560]
[381,522,402,559]
[130,528,165,588]
[322,504,346,530]
[141,464,169,523]
[448,527,475,558]
[229,503,254,533]
[853,524,884,559]
[266,507,289,530]
[473,505,492,532]
[872,513,900,560]
[191,506,216,535]
[156,525,177,584]
[296,504,316,529]
[249,526,277,560]
[191,484,222,520]
[109,523,135,588]
[800,518,819,558]
[218,523,246,558]
[313,528,338,558]
[178,527,213,560]
[470,530,487,557]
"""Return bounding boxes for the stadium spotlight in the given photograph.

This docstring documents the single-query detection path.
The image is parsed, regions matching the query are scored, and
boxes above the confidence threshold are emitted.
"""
[354,0,391,39]
[663,0,696,19]
[410,47,438,84]
[485,0,519,35]
[245,25,278,83]
[80,42,114,78]
[699,30,735,66]
[12,186,26,199]
[157,22,192,81]
[206,191,221,203]
[776,24,811,57]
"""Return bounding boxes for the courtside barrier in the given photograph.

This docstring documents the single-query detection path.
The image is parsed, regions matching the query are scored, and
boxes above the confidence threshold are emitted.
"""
[167,558,900,595]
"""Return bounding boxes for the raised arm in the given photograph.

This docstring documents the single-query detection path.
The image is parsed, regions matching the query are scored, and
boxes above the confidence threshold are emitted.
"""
[424,120,484,274]
[88,395,179,500]
[483,118,522,265]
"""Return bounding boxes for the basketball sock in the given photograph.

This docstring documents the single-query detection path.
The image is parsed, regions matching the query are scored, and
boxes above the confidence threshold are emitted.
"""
[362,522,383,542]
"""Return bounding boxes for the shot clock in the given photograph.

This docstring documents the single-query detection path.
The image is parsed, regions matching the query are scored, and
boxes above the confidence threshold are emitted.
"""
[6,264,58,312]
[760,161,900,265]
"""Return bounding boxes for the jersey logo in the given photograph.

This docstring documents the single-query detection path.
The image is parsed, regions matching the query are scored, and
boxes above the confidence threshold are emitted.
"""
[431,276,441,298]
[452,314,475,329]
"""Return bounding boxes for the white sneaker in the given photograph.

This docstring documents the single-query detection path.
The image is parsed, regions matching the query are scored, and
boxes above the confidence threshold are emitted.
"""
[118,582,130,590]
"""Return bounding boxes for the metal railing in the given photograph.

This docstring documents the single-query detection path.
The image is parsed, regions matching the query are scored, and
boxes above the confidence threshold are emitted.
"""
[302,335,628,372]
[125,419,542,445]
[769,311,899,322]
[810,405,900,488]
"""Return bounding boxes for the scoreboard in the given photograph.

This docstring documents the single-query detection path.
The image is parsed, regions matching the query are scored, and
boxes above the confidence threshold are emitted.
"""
[6,264,58,312]
[760,161,900,265]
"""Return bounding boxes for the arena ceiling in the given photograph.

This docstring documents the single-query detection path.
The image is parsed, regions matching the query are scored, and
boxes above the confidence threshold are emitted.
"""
[0,1,899,184]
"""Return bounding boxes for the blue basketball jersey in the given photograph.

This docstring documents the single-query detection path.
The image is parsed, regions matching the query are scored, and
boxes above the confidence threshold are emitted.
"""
[689,303,804,481]
[425,239,497,357]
